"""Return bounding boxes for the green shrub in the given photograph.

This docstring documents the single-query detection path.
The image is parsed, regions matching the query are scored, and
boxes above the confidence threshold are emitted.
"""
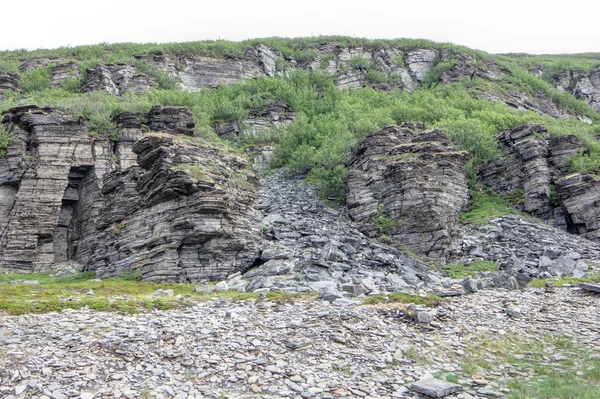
[20,65,53,93]
[444,260,497,278]
[134,60,179,90]
[0,125,13,157]
[88,113,121,141]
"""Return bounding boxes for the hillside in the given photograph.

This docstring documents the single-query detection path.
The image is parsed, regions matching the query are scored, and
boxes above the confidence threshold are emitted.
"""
[1,36,600,278]
[1,37,600,399]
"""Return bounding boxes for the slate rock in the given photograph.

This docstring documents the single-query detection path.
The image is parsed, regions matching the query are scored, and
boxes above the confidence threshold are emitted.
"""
[410,378,462,397]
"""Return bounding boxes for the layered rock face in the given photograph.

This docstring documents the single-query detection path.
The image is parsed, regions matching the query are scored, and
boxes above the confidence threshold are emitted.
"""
[214,100,296,140]
[0,106,112,272]
[555,174,600,241]
[481,124,600,242]
[142,43,438,92]
[80,64,158,95]
[347,125,469,257]
[50,61,80,86]
[551,66,600,113]
[0,106,261,281]
[0,72,20,97]
[440,53,509,83]
[85,134,261,282]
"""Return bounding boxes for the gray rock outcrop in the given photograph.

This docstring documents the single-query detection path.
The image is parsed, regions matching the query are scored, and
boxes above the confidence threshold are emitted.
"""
[0,106,261,282]
[347,125,469,257]
[555,173,600,241]
[50,61,80,86]
[146,106,195,135]
[214,100,295,139]
[19,57,67,72]
[0,72,20,97]
[0,106,112,271]
[80,64,158,95]
[481,124,600,237]
[551,66,600,113]
[440,53,509,83]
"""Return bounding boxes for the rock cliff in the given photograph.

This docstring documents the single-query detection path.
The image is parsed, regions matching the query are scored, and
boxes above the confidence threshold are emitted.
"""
[0,106,261,281]
[551,66,600,113]
[346,125,469,258]
[80,64,158,95]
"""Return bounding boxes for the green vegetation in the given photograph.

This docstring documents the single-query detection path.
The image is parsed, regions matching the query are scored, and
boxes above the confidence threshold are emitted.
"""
[527,273,600,288]
[460,189,526,224]
[0,271,315,315]
[0,125,13,157]
[362,292,441,306]
[457,332,600,399]
[1,36,599,204]
[443,260,497,279]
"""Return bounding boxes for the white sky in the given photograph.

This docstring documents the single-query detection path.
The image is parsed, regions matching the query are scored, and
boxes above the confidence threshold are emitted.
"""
[1,0,599,54]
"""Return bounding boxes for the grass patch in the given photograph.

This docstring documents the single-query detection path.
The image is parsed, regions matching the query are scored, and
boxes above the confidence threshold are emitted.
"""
[527,273,600,288]
[443,260,497,279]
[456,332,600,399]
[461,189,525,225]
[363,292,441,306]
[0,271,314,315]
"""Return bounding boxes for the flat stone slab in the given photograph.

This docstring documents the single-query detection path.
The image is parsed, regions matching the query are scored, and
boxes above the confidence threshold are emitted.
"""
[580,283,600,293]
[411,378,462,398]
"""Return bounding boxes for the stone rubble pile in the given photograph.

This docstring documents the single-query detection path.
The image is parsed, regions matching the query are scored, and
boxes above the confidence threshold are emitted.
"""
[454,215,600,283]
[211,170,480,300]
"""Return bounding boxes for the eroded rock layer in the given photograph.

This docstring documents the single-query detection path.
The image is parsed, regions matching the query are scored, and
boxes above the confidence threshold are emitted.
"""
[481,124,600,236]
[346,125,469,257]
[0,72,20,97]
[0,106,112,271]
[0,106,261,281]
[80,64,158,95]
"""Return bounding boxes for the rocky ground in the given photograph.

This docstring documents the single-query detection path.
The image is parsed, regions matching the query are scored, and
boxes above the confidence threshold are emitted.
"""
[1,287,599,399]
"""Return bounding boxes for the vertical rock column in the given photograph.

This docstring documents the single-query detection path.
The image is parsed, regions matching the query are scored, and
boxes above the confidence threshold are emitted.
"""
[0,106,111,271]
[347,125,469,258]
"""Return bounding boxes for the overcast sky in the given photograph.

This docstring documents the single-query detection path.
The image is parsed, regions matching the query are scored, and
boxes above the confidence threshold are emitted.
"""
[1,0,598,54]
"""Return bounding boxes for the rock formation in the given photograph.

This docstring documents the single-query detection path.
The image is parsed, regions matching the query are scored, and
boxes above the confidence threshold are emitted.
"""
[0,72,20,97]
[551,66,600,113]
[147,106,195,135]
[50,61,80,86]
[214,100,295,140]
[440,53,509,83]
[80,64,158,95]
[346,125,469,257]
[480,123,600,244]
[555,173,600,241]
[0,106,261,281]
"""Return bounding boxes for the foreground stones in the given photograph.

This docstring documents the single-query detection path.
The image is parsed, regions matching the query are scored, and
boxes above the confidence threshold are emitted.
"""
[0,287,598,399]
[0,106,260,281]
[346,125,469,258]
